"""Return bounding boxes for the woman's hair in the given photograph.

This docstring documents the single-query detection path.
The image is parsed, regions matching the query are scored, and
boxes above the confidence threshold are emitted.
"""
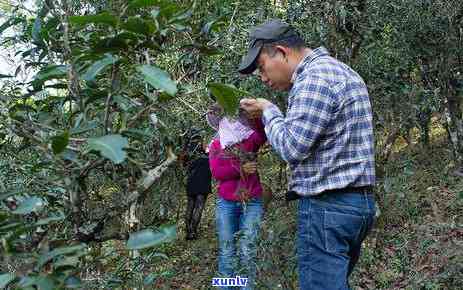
[206,103,223,130]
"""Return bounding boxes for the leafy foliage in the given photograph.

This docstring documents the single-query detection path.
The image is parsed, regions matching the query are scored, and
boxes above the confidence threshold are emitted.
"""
[0,0,461,288]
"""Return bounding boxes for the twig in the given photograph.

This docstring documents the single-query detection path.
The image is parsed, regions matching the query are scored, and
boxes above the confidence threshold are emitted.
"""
[60,0,83,123]
[228,1,239,33]
[104,92,113,134]
[104,65,120,134]
[30,121,85,142]
[176,71,190,83]
[144,49,151,65]
[79,159,106,179]
[176,96,204,116]
[127,104,155,128]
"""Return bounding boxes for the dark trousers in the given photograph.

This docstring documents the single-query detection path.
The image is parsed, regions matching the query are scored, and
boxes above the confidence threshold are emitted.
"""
[185,194,207,239]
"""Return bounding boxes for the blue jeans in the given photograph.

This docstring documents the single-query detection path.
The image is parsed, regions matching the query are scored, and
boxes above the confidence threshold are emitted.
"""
[297,191,376,290]
[216,197,263,290]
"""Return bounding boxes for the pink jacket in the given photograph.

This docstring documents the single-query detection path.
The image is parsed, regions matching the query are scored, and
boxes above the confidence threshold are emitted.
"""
[209,120,267,201]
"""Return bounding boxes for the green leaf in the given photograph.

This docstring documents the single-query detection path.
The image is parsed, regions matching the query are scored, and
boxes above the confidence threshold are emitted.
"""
[69,12,118,27]
[0,17,22,35]
[43,17,59,36]
[157,92,173,102]
[121,128,151,140]
[168,9,192,24]
[0,273,15,289]
[82,54,118,82]
[83,89,107,105]
[51,131,69,155]
[37,244,86,269]
[0,74,12,78]
[0,222,23,232]
[152,253,169,261]
[32,17,43,45]
[0,190,21,201]
[207,83,249,115]
[112,31,143,43]
[33,65,67,88]
[70,120,99,134]
[201,19,225,35]
[54,256,80,268]
[87,134,128,164]
[13,197,45,215]
[62,149,78,162]
[122,17,156,36]
[18,276,55,290]
[143,273,157,285]
[35,212,65,226]
[171,23,188,31]
[137,65,177,96]
[126,226,176,250]
[158,2,182,19]
[64,276,82,288]
[18,277,35,288]
[113,95,134,111]
[197,45,220,55]
[128,0,160,9]
[34,276,55,290]
[92,35,129,53]
[35,65,68,81]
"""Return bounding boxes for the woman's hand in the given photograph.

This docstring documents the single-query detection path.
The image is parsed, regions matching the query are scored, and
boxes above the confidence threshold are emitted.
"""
[241,161,258,175]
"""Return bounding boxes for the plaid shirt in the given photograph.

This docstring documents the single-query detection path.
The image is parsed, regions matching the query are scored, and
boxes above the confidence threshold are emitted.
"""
[262,47,375,196]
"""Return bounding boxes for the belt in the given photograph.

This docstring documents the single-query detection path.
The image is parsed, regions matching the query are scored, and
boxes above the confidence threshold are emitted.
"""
[285,186,374,202]
[322,186,374,195]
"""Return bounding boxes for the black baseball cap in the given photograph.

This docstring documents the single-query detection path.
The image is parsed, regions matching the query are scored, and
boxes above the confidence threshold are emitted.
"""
[238,19,299,74]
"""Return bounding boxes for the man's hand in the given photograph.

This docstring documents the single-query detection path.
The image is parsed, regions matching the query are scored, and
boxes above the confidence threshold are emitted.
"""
[240,98,273,118]
[241,161,258,175]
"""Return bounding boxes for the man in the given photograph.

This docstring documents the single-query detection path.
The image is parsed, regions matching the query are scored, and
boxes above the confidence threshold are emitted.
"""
[238,19,376,290]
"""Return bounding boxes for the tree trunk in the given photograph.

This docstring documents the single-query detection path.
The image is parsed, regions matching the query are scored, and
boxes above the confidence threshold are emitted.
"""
[380,127,400,163]
[443,85,463,174]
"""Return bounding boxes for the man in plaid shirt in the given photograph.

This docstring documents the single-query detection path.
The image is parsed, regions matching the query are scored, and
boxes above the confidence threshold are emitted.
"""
[239,19,376,290]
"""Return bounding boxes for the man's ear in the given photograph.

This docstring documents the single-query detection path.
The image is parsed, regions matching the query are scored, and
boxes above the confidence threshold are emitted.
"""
[274,45,290,60]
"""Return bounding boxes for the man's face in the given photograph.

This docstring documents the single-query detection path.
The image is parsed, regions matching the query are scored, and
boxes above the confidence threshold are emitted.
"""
[256,51,292,91]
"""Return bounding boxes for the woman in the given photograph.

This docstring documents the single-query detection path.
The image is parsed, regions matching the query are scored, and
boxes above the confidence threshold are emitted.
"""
[181,129,212,240]
[207,104,266,290]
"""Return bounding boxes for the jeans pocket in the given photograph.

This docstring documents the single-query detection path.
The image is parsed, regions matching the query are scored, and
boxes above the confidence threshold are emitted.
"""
[323,210,364,254]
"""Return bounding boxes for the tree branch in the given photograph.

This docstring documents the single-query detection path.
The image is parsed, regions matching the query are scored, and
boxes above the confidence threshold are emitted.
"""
[138,146,177,193]
[104,65,119,134]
